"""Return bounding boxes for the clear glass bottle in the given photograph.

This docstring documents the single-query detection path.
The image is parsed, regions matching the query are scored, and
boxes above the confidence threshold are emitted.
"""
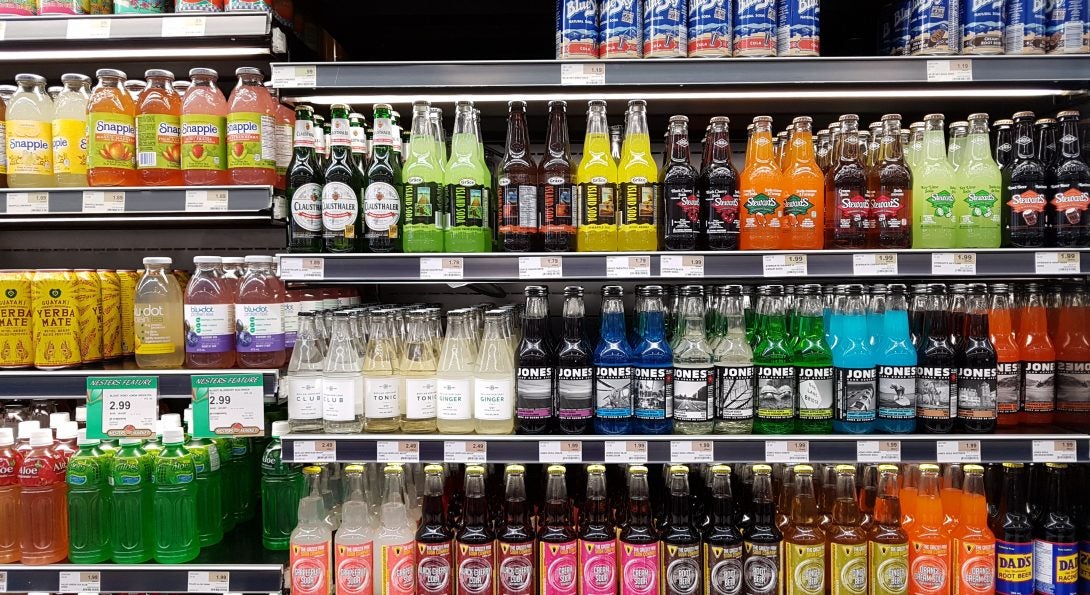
[133,257,185,369]
[52,73,91,188]
[322,312,363,434]
[375,464,416,595]
[363,311,401,433]
[474,310,515,435]
[436,309,477,434]
[713,285,755,434]
[672,285,715,435]
[400,310,438,433]
[288,494,333,595]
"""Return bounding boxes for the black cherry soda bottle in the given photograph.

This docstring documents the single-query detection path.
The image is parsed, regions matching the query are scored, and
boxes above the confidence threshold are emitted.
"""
[703,464,743,595]
[1001,112,1049,247]
[828,114,869,248]
[700,117,740,250]
[662,465,702,595]
[869,464,909,595]
[743,464,782,595]
[578,465,616,595]
[783,464,826,595]
[619,465,660,595]
[456,465,495,595]
[662,115,700,250]
[496,465,535,595]
[416,464,454,595]
[538,465,578,595]
[956,284,998,433]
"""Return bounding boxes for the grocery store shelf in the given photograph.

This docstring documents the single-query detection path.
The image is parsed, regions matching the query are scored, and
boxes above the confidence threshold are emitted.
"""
[281,431,1090,465]
[0,563,284,594]
[0,368,279,400]
[277,248,1090,283]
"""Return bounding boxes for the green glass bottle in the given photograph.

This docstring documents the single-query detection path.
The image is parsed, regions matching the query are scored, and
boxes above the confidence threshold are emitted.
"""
[153,428,199,564]
[790,285,834,434]
[66,434,111,563]
[261,421,304,550]
[753,285,796,434]
[444,101,492,252]
[401,100,446,252]
[109,438,154,563]
[186,421,224,547]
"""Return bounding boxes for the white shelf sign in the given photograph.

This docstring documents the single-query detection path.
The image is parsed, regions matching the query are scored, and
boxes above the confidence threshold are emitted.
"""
[670,440,714,463]
[280,257,326,281]
[6,192,49,214]
[937,440,982,463]
[162,16,207,37]
[187,571,230,593]
[420,257,464,280]
[931,252,977,275]
[927,59,973,82]
[857,440,902,463]
[81,190,126,213]
[762,254,807,277]
[272,64,318,88]
[66,18,111,39]
[539,440,582,463]
[185,189,229,212]
[1032,439,1078,463]
[444,440,487,463]
[660,254,705,278]
[606,255,651,278]
[377,440,420,463]
[605,440,648,463]
[518,256,563,279]
[765,440,809,463]
[292,439,337,463]
[560,63,605,85]
[853,253,898,276]
[59,571,101,593]
[1035,251,1080,275]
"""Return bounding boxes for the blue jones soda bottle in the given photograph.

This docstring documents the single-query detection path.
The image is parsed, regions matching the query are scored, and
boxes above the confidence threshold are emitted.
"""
[594,286,635,435]
[633,285,673,434]
[832,284,877,433]
[875,284,917,433]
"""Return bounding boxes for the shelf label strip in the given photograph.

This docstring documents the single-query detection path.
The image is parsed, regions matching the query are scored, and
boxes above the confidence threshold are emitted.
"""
[188,571,230,593]
[605,440,648,463]
[857,440,901,463]
[1032,439,1078,463]
[292,439,337,463]
[539,440,582,463]
[660,254,705,278]
[59,571,101,593]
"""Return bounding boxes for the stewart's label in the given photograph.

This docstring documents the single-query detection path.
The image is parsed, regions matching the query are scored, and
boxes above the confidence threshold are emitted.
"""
[291,541,332,595]
[665,184,701,239]
[458,542,495,595]
[869,541,909,595]
[336,541,374,595]
[181,114,227,171]
[786,542,826,595]
[136,114,181,170]
[704,542,743,595]
[498,540,534,595]
[51,118,88,175]
[953,540,994,594]
[579,539,617,595]
[620,541,660,595]
[716,364,754,421]
[910,540,950,594]
[997,540,1033,595]
[741,190,783,231]
[756,365,795,420]
[226,112,275,170]
[417,541,453,595]
[382,541,415,595]
[540,540,578,595]
[664,542,702,595]
[831,543,867,595]
[743,541,780,594]
[797,365,833,421]
[705,187,740,237]
[88,113,136,171]
[8,120,53,175]
[871,189,908,231]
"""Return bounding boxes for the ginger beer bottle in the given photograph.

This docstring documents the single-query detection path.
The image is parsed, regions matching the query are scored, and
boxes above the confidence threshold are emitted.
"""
[869,465,909,595]
[474,310,515,435]
[576,100,619,252]
[436,310,477,434]
[783,465,826,595]
[827,465,867,594]
[618,100,660,251]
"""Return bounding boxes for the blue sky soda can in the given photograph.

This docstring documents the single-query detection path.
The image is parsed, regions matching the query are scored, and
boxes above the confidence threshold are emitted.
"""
[777,0,820,56]
[734,0,777,56]
[644,0,688,58]
[910,0,960,55]
[601,0,643,58]
[557,0,599,60]
[961,0,1005,54]
[1047,0,1089,53]
[1005,0,1048,53]
[688,0,731,57]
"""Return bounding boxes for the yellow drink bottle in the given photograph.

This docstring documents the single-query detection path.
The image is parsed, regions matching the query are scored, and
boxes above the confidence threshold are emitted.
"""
[577,100,619,252]
[617,99,660,251]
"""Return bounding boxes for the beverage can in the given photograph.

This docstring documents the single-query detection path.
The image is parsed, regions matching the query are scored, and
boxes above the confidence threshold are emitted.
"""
[175,0,225,10]
[113,0,167,12]
[688,0,732,57]
[1005,0,1048,53]
[600,0,643,58]
[777,0,821,56]
[891,0,914,54]
[32,269,82,370]
[1047,0,1088,53]
[0,270,32,369]
[73,269,102,364]
[734,0,777,56]
[910,0,960,55]
[557,0,599,59]
[38,0,89,13]
[644,0,688,57]
[226,0,270,11]
[0,0,36,14]
[961,0,1005,53]
[117,269,139,356]
[96,269,122,360]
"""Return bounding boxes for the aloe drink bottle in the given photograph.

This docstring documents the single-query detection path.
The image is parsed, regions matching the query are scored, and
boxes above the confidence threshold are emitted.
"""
[261,421,303,550]
[109,438,153,563]
[954,113,1002,248]
[152,427,199,564]
[66,433,110,563]
[184,417,223,547]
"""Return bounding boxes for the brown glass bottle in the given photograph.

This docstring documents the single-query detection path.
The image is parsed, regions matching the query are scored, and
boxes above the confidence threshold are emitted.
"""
[868,465,909,595]
[578,465,616,595]
[540,101,576,252]
[1002,112,1049,247]
[827,465,868,594]
[828,114,869,248]
[993,118,1014,169]
[537,465,577,595]
[867,113,912,248]
[743,465,782,595]
[456,465,496,595]
[662,115,700,250]
[1050,110,1090,248]
[703,465,743,595]
[619,466,661,595]
[498,101,540,252]
[701,117,741,251]
[416,464,454,595]
[783,464,826,595]
[661,465,702,595]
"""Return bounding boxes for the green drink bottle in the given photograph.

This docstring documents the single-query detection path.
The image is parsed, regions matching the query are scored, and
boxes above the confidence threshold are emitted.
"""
[213,436,235,532]
[227,437,255,523]
[261,421,303,550]
[790,285,834,434]
[109,438,154,563]
[444,101,492,252]
[953,113,1002,248]
[185,420,224,547]
[153,428,200,564]
[753,285,797,434]
[66,433,111,563]
[401,100,446,252]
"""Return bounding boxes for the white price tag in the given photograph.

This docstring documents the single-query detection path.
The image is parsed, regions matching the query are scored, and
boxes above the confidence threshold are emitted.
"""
[377,440,420,463]
[605,440,648,463]
[539,440,582,463]
[606,255,651,278]
[66,18,111,39]
[765,440,809,463]
[6,192,49,214]
[185,189,229,212]
[1032,439,1078,463]
[420,257,464,280]
[660,255,705,278]
[560,62,605,86]
[518,256,563,279]
[162,16,207,37]
[59,571,101,593]
[188,571,230,593]
[937,440,982,463]
[280,257,326,281]
[926,59,973,82]
[762,254,808,277]
[0,21,7,42]
[931,252,977,275]
[670,440,714,463]
[857,440,902,463]
[292,440,337,463]
[853,253,898,276]
[444,440,487,463]
[0,570,7,593]
[272,64,317,88]
[81,190,126,214]
[1035,251,1080,275]
[192,374,265,437]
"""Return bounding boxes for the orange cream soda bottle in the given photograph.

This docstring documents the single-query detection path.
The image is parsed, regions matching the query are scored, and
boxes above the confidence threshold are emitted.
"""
[739,115,783,250]
[780,117,824,250]
[907,464,951,595]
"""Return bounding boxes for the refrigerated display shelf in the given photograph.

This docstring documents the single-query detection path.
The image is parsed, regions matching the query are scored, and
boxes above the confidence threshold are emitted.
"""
[0,563,284,594]
[0,368,279,399]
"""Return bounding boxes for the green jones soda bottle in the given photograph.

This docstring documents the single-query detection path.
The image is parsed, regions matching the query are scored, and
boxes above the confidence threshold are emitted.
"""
[110,438,154,563]
[261,421,304,550]
[153,428,200,564]
[754,286,797,434]
[186,421,224,547]
[66,433,111,563]
[401,100,446,252]
[444,101,492,252]
[791,285,834,434]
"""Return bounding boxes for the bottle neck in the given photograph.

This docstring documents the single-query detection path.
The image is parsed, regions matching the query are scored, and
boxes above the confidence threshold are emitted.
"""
[505,108,530,159]
[562,297,586,341]
[1060,118,1082,158]
[546,106,571,159]
[790,126,815,164]
[600,297,627,341]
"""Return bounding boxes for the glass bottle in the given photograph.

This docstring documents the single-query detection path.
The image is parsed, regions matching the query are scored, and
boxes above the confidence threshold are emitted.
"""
[990,463,1033,595]
[993,118,1014,169]
[672,286,715,434]
[950,465,996,594]
[660,466,703,595]
[702,464,743,595]
[538,465,578,595]
[86,69,137,187]
[496,464,535,595]
[497,100,540,252]
[576,100,619,252]
[436,310,478,434]
[362,103,402,253]
[226,67,276,187]
[701,116,741,250]
[827,114,868,248]
[791,285,834,434]
[321,104,363,253]
[618,100,661,251]
[135,69,182,186]
[401,101,445,253]
[177,68,226,186]
[333,465,374,595]
[593,286,634,435]
[662,115,700,250]
[578,464,616,595]
[515,286,553,435]
[1034,463,1078,594]
[362,311,400,433]
[869,465,909,595]
[133,256,185,369]
[823,465,866,593]
[312,114,327,169]
[1018,283,1056,425]
[754,286,796,434]
[287,105,324,253]
[456,465,495,595]
[322,311,362,434]
[287,312,325,433]
[906,465,952,593]
[783,464,826,595]
[401,311,438,434]
[633,285,674,434]
[875,284,917,434]
[953,113,1003,248]
[375,465,416,595]
[288,494,332,595]
[912,113,958,248]
[957,284,998,433]
[540,100,577,252]
[415,464,453,595]
[52,73,90,188]
[557,287,593,434]
[1002,112,1049,247]
[183,256,235,369]
[350,112,368,170]
[867,113,912,248]
[1051,110,1090,247]
[474,310,515,435]
[916,286,956,433]
[948,120,969,171]
[619,466,661,595]
[712,285,754,434]
[832,284,878,434]
[444,101,491,253]
[743,464,782,595]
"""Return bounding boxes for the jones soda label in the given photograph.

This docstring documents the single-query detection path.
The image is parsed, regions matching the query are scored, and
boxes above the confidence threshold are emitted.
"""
[291,542,331,595]
[831,543,867,595]
[381,541,415,595]
[877,365,917,420]
[635,366,671,420]
[742,541,780,594]
[786,542,826,594]
[957,366,998,421]
[416,541,453,595]
[797,366,834,421]
[672,366,714,422]
[869,541,909,595]
[540,540,578,595]
[664,543,702,595]
[497,541,534,595]
[516,366,554,421]
[1033,539,1078,595]
[579,540,617,595]
[703,542,743,595]
[594,365,633,418]
[620,542,660,595]
[1057,361,1090,412]
[556,366,593,420]
[996,540,1033,595]
[996,361,1022,416]
[756,365,795,420]
[916,366,955,420]
[835,366,877,424]
[715,364,754,421]
[1021,361,1056,413]
[336,542,374,595]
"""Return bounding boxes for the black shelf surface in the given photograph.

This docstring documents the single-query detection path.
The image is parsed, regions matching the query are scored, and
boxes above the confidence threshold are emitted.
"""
[0,186,275,225]
[0,368,279,399]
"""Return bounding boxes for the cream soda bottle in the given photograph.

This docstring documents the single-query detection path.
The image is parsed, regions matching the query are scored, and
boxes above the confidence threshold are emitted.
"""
[474,310,516,435]
[235,255,286,369]
[135,69,182,186]
[51,73,90,187]
[912,114,958,248]
[7,74,54,188]
[184,256,235,369]
[617,99,660,251]
[953,113,1002,248]
[181,68,229,186]
[376,464,416,595]
[227,67,277,187]
[134,257,185,369]
[290,494,333,595]
[18,429,68,565]
[0,428,20,563]
[436,309,477,434]
[576,100,619,252]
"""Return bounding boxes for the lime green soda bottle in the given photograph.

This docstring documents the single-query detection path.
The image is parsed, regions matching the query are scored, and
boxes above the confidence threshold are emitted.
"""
[261,421,304,550]
[185,420,224,547]
[953,113,1002,248]
[444,101,492,252]
[911,113,958,248]
[153,428,200,564]
[66,433,111,563]
[109,438,154,563]
[401,100,446,252]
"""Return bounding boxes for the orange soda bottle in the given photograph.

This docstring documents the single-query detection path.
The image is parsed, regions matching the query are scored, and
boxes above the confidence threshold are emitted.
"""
[0,428,20,563]
[780,116,824,250]
[950,465,995,595]
[226,67,278,187]
[940,464,962,530]
[1017,283,1056,425]
[989,284,1022,427]
[907,464,951,595]
[739,115,784,250]
[136,69,183,186]
[87,68,138,187]
[900,463,919,527]
[17,429,68,565]
[1055,283,1090,426]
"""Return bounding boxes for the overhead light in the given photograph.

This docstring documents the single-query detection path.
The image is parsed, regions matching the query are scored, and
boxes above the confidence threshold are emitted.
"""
[0,46,270,62]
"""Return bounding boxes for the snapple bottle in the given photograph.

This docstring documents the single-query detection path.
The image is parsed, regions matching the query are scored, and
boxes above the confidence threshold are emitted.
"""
[87,69,138,187]
[52,73,91,188]
[136,69,182,186]
[181,68,229,186]
[227,67,277,187]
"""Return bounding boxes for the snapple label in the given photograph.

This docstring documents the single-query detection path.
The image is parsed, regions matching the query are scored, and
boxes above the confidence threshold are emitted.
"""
[540,540,578,595]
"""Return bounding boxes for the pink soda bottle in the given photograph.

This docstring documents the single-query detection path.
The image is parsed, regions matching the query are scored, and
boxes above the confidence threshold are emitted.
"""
[18,429,69,565]
[185,256,237,369]
[0,428,21,563]
[235,255,286,369]
[226,67,277,187]
[181,68,230,186]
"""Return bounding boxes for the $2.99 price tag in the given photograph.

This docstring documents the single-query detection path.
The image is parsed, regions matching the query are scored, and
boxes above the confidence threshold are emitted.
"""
[85,376,158,440]
[190,374,266,439]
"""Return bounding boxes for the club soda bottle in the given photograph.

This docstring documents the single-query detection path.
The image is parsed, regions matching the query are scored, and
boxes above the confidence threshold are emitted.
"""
[620,465,661,595]
[515,286,553,435]
[402,101,445,253]
[593,286,634,435]
[577,100,619,252]
[701,117,741,250]
[497,464,535,595]
[912,114,958,248]
[578,464,616,595]
[754,286,796,434]
[65,432,110,563]
[445,102,492,252]
[152,427,198,563]
[1018,283,1056,425]
[261,421,302,551]
[1051,110,1090,247]
[633,285,673,434]
[540,100,577,252]
[415,464,453,595]
[457,465,494,595]
[287,311,326,433]
[740,116,784,250]
[556,287,593,434]
[616,100,660,251]
[791,285,834,434]
[869,465,910,595]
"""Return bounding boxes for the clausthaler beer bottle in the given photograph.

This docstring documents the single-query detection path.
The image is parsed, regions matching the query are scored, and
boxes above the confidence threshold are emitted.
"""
[320,104,362,253]
[287,105,322,253]
[362,103,402,253]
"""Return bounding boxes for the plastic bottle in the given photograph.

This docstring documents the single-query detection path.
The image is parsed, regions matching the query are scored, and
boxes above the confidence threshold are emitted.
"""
[183,256,235,369]
[362,311,399,433]
[593,286,634,435]
[65,432,110,563]
[7,74,55,188]
[0,428,19,563]
[792,285,834,434]
[51,73,91,187]
[576,100,619,252]
[912,113,958,248]
[743,465,782,595]
[875,284,917,434]
[954,113,1003,248]
[377,464,417,595]
[135,69,182,186]
[52,421,78,466]
[496,464,535,595]
[18,428,68,564]
[183,416,222,548]
[618,100,660,251]
[151,428,198,563]
[619,465,661,595]
[260,421,302,550]
[181,68,229,186]
[869,464,909,595]
[108,438,153,563]
[226,67,277,187]
[401,101,445,252]
[289,494,333,595]
[474,310,515,435]
[235,255,286,368]
[134,257,185,370]
[87,69,138,187]
[436,309,477,434]
[444,101,492,253]
[907,464,951,594]
[1018,283,1056,425]
[739,116,784,250]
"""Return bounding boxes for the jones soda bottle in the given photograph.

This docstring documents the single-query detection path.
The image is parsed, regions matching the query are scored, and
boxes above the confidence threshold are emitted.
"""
[593,286,634,435]
[633,285,674,434]
[917,286,957,434]
[956,284,998,433]
[515,286,553,435]
[791,285,834,434]
[556,287,594,434]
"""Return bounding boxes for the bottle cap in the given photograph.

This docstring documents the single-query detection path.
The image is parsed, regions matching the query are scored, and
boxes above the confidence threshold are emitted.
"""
[345,464,365,474]
[189,67,219,79]
[160,413,182,428]
[547,464,566,475]
[303,465,322,476]
[964,464,984,473]
[967,112,989,121]
[505,464,525,474]
[424,464,445,474]
[710,464,732,474]
[29,429,53,448]
[222,257,245,265]
[244,255,275,264]
[586,464,606,474]
[49,412,70,429]
[465,465,485,476]
[919,463,940,473]
[57,421,78,441]
[162,428,184,445]
[142,256,172,266]
[878,464,899,473]
[119,438,142,446]
[15,73,47,85]
[0,428,13,446]
[753,464,772,474]
[524,285,548,297]
[834,464,855,473]
[95,68,127,80]
[75,406,87,423]
[193,256,222,264]
[144,68,175,80]
[234,66,263,78]
[76,430,99,446]
[183,407,193,428]
[61,73,92,84]
[629,465,648,475]
[17,420,40,440]
[994,119,1014,126]
[271,420,291,437]
[1056,110,1080,119]
[1002,462,1024,468]
[794,464,815,474]
[669,465,689,475]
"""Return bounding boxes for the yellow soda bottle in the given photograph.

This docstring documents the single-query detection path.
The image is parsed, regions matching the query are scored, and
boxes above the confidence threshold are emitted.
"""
[617,99,660,251]
[577,100,618,252]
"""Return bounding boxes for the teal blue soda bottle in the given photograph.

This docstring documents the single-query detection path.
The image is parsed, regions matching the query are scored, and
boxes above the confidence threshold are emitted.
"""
[831,284,878,434]
[152,427,200,563]
[109,438,154,563]
[66,432,111,563]
[261,421,304,550]
[185,420,224,547]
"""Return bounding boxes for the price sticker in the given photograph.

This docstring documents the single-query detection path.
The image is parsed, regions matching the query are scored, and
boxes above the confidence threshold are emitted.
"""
[857,440,902,463]
[377,440,420,463]
[185,189,229,212]
[605,440,648,463]
[670,440,714,463]
[518,256,563,279]
[937,440,981,463]
[853,253,898,276]
[420,257,464,280]
[59,571,101,593]
[6,192,49,214]
[539,440,582,463]
[560,62,605,85]
[190,374,265,438]
[162,15,207,37]
[0,21,7,42]
[81,190,126,213]
[931,252,976,275]
[291,440,337,463]
[444,440,487,463]
[926,59,973,82]
[187,571,230,593]
[660,255,705,278]
[280,257,326,281]
[0,570,7,593]
[765,440,809,463]
[1035,251,1081,275]
[606,255,651,278]
[272,64,318,88]
[1032,439,1078,463]
[66,18,111,39]
[762,254,808,277]
[85,376,158,440]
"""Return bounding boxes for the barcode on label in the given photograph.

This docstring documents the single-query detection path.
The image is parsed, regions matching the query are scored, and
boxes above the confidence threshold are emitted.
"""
[138,152,158,168]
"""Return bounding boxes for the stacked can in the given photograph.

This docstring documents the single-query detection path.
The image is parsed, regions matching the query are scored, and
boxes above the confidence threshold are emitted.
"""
[688,0,732,57]
[910,0,960,55]
[644,0,688,57]
[734,0,777,56]
[557,0,599,59]
[961,0,1004,54]
[1006,0,1048,54]
[882,0,913,55]
[1047,0,1090,53]
[600,0,643,58]
[777,0,820,56]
